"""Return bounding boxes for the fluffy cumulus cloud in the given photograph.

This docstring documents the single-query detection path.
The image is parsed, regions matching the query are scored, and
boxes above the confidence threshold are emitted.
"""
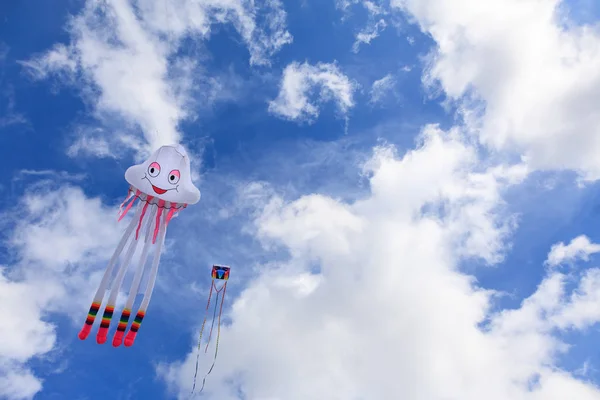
[21,0,292,154]
[157,1,600,396]
[268,61,357,123]
[158,126,599,400]
[391,0,600,179]
[546,235,600,267]
[0,183,123,400]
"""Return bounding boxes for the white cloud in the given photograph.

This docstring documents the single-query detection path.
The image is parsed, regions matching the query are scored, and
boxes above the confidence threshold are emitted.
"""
[20,0,185,152]
[65,126,145,159]
[0,184,123,399]
[21,0,292,154]
[334,0,358,13]
[369,73,396,104]
[0,273,56,363]
[550,268,600,330]
[268,61,357,123]
[0,88,27,130]
[66,134,117,159]
[335,0,388,52]
[546,235,600,267]
[0,367,42,400]
[0,46,28,130]
[11,169,85,182]
[336,0,387,16]
[158,126,599,400]
[137,0,292,66]
[352,18,387,52]
[390,0,600,180]
[158,1,600,397]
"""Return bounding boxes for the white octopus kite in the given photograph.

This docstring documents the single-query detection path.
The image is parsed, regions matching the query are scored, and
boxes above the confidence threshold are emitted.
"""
[78,144,200,347]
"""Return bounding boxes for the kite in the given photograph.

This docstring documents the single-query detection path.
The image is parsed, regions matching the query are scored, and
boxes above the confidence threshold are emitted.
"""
[78,144,201,347]
[191,264,230,395]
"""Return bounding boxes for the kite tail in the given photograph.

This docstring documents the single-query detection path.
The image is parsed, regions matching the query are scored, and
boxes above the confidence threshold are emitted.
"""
[118,187,134,217]
[113,206,157,347]
[152,200,165,244]
[124,208,168,347]
[204,283,227,353]
[96,215,142,344]
[124,309,145,346]
[197,281,227,394]
[78,202,143,341]
[191,281,215,395]
[112,308,131,347]
[118,189,140,221]
[135,196,153,240]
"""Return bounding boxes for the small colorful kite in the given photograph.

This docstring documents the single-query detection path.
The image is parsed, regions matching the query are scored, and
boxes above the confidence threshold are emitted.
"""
[191,265,230,395]
[78,144,201,347]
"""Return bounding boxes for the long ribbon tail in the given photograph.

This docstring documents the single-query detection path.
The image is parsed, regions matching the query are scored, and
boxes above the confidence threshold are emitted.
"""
[198,281,227,394]
[135,196,153,240]
[204,288,220,353]
[124,205,168,347]
[119,189,141,221]
[96,210,145,344]
[78,201,142,341]
[113,205,157,347]
[118,187,134,217]
[191,281,215,396]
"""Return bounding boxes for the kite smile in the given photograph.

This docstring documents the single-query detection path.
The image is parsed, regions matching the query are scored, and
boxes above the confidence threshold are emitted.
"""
[142,174,178,194]
[151,184,167,195]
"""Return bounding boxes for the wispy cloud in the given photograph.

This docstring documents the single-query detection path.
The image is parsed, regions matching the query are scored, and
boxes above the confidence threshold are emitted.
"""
[335,0,388,52]
[65,126,144,160]
[20,0,292,154]
[0,44,27,130]
[369,73,396,105]
[268,61,357,123]
[11,169,86,184]
[136,0,292,66]
[0,87,28,130]
[352,19,387,52]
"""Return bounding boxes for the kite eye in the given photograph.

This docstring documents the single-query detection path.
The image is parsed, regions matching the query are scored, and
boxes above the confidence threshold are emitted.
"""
[148,162,161,177]
[168,169,180,185]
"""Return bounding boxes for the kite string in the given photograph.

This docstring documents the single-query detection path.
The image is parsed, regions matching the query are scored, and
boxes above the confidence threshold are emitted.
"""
[191,280,214,395]
[198,281,227,394]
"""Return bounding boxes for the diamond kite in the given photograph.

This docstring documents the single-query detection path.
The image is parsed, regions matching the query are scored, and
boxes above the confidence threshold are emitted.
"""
[191,264,230,395]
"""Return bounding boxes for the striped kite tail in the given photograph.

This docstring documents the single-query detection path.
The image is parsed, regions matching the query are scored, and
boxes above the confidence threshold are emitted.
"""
[78,301,101,340]
[96,305,115,344]
[124,310,145,347]
[112,308,132,347]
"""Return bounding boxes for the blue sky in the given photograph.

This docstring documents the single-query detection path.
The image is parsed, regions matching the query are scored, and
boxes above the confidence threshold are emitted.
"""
[2,1,600,399]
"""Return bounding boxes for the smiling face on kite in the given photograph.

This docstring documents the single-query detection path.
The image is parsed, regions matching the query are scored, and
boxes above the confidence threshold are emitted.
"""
[125,144,200,205]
